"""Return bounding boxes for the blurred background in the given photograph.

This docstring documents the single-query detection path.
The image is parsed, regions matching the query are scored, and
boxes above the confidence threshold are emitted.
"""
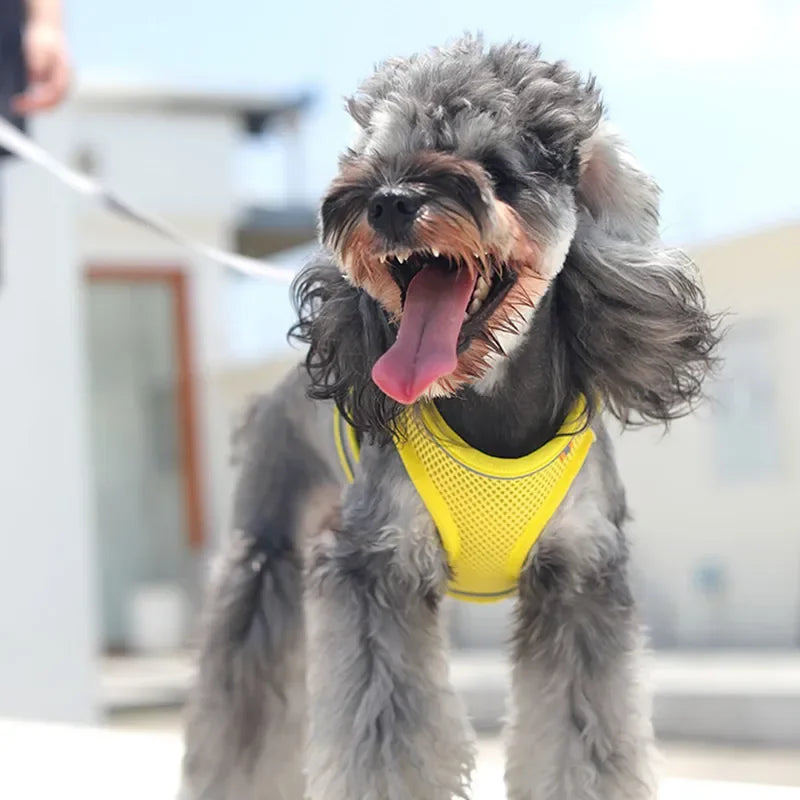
[1,0,799,796]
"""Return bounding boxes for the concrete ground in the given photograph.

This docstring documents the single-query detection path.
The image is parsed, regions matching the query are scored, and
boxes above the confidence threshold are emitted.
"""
[95,646,800,795]
[111,707,800,787]
[2,710,799,800]
[90,649,800,797]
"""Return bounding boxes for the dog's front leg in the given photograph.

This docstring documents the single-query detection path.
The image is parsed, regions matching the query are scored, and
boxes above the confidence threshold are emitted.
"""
[505,505,656,800]
[304,448,475,800]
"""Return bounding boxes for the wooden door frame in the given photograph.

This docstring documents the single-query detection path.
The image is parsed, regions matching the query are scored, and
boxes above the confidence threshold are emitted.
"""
[86,265,205,549]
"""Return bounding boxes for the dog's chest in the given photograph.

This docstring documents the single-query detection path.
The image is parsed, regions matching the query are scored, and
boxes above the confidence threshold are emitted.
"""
[335,401,595,603]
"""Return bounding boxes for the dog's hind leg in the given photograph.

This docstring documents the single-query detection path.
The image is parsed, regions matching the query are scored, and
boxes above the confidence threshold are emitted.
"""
[180,375,340,800]
[304,446,475,800]
[504,441,657,800]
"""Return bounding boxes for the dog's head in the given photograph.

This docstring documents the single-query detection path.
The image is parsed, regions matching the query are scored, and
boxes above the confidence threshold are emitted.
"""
[320,39,600,404]
[294,37,719,437]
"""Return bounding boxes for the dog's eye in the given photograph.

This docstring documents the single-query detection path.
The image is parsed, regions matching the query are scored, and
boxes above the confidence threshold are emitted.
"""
[481,154,521,196]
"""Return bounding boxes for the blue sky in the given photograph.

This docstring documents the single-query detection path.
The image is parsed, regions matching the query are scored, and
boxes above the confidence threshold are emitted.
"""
[70,0,800,247]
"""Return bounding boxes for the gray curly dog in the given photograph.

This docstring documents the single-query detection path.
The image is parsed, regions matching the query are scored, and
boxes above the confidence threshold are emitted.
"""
[180,36,720,800]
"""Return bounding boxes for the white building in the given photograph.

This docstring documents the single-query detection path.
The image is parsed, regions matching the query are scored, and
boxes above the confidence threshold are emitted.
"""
[620,223,800,648]
[0,81,315,722]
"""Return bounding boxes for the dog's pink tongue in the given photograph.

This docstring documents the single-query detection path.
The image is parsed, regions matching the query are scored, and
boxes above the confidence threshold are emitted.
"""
[372,265,474,404]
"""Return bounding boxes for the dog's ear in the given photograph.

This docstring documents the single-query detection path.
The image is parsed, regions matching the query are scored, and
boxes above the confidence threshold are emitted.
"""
[576,122,660,244]
[560,124,721,426]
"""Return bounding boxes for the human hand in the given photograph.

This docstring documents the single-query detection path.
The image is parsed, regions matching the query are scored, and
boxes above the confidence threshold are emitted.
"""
[12,20,71,114]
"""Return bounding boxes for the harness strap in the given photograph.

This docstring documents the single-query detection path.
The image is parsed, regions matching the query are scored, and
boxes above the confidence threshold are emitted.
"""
[333,406,360,483]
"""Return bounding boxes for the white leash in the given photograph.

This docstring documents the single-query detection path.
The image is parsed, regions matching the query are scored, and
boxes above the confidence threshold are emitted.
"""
[0,117,300,283]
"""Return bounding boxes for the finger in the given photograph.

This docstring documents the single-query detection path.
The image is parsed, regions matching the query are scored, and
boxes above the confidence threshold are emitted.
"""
[25,42,52,84]
[13,83,59,114]
[12,87,47,114]
[42,57,71,108]
[13,59,70,114]
[13,85,60,113]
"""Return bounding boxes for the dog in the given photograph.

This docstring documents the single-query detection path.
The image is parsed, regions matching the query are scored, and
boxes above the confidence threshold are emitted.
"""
[180,36,719,800]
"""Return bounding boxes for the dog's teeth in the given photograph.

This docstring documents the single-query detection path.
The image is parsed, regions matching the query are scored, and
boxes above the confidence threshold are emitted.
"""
[474,277,490,300]
[397,254,406,264]
[432,248,440,258]
[468,297,482,315]
[379,255,386,263]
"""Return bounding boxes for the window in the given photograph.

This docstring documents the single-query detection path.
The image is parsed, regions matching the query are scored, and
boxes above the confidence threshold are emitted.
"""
[711,319,781,482]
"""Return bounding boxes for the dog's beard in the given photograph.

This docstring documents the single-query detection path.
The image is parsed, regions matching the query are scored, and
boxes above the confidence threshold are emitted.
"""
[327,194,570,404]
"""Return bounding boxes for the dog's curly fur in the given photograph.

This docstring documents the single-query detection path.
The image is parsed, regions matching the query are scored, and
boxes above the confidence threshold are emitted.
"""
[181,36,720,800]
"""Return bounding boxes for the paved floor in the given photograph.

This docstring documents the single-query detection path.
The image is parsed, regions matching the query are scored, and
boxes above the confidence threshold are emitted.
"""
[2,711,800,800]
[111,707,800,787]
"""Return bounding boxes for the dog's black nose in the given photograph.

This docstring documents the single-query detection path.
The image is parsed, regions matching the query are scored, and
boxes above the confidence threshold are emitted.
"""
[367,191,423,239]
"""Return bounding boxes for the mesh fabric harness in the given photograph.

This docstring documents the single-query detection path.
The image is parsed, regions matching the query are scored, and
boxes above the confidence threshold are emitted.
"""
[334,398,595,603]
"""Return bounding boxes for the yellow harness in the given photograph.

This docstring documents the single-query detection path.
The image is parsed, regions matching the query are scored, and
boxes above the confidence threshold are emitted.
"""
[333,399,594,603]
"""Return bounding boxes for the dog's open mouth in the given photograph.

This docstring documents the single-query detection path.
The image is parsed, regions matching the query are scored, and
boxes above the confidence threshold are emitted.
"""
[371,249,516,404]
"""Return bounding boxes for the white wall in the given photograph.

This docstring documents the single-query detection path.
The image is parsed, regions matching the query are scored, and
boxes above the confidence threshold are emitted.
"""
[617,227,800,648]
[0,101,250,720]
[74,110,240,218]
[0,112,99,723]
